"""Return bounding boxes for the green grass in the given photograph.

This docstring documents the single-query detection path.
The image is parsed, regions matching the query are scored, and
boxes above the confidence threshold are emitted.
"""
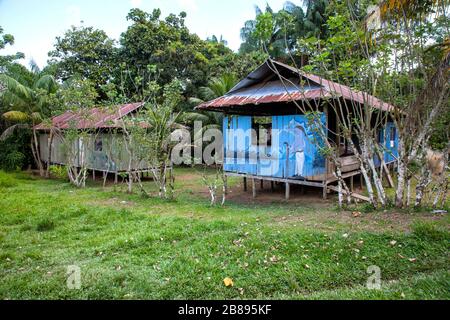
[0,168,448,300]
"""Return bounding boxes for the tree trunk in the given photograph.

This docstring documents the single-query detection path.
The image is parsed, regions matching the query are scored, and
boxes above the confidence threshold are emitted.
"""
[221,172,227,206]
[45,129,54,178]
[396,157,407,208]
[32,129,44,176]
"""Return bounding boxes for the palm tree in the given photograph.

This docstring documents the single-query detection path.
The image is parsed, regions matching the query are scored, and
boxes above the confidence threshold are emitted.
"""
[0,61,58,175]
[239,1,330,57]
[187,73,238,131]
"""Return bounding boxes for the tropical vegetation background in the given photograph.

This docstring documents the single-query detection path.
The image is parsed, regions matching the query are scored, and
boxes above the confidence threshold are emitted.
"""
[0,0,448,171]
[0,0,449,300]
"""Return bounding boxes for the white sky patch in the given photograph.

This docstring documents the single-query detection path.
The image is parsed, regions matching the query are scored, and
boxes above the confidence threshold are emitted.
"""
[130,0,143,8]
[0,0,293,69]
[66,5,82,26]
[177,0,198,13]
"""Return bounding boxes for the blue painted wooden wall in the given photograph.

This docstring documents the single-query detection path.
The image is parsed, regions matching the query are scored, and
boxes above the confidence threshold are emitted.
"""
[223,114,327,178]
[379,122,399,164]
[224,114,399,179]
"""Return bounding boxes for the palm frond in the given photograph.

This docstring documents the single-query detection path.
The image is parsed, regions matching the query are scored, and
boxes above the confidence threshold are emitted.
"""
[0,123,30,141]
[0,74,33,104]
[2,111,29,123]
[188,97,205,105]
[34,74,58,93]
[181,112,210,123]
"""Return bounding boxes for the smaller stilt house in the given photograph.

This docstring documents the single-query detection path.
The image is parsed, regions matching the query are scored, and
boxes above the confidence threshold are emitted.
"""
[34,102,150,181]
[196,59,399,200]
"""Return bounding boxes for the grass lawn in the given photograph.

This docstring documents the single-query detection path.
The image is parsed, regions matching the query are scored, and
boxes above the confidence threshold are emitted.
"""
[0,168,448,300]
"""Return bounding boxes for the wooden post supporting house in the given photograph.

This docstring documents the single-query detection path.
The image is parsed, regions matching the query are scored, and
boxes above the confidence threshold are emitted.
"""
[285,182,290,200]
[243,177,247,191]
[114,172,118,184]
[252,178,256,198]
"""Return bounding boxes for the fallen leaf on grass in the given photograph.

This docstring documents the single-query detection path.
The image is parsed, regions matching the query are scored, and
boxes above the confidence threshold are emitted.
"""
[223,277,234,287]
[269,255,279,263]
[233,239,243,247]
[238,288,244,295]
[408,258,417,263]
[352,211,362,218]
[390,240,397,246]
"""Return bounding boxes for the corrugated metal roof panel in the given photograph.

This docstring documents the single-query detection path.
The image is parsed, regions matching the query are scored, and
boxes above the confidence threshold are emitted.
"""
[34,102,144,130]
[197,88,329,109]
[196,59,394,112]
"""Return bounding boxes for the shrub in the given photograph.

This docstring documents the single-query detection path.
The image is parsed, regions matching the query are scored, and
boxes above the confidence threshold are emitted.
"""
[0,129,32,171]
[49,165,68,180]
[36,219,55,232]
[2,150,25,171]
[360,202,376,213]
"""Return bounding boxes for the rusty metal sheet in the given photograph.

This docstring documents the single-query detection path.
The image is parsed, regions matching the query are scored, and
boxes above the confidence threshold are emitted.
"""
[197,59,394,113]
[34,102,144,130]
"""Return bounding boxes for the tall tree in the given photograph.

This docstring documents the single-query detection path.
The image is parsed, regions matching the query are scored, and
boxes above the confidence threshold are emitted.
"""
[0,63,59,175]
[188,73,238,129]
[0,26,24,68]
[239,1,330,59]
[48,26,117,99]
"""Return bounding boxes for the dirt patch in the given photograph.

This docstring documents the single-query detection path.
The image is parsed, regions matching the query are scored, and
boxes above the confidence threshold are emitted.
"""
[224,181,333,209]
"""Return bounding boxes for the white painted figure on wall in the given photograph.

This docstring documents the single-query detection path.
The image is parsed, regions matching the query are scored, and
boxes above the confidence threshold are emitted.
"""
[288,119,307,178]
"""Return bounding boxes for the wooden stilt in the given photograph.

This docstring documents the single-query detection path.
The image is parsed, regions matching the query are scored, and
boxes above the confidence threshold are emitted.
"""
[285,182,290,200]
[323,182,328,200]
[382,162,395,188]
[350,176,354,192]
[114,172,118,184]
[252,178,256,198]
[243,177,247,192]
[260,180,264,190]
[92,170,95,181]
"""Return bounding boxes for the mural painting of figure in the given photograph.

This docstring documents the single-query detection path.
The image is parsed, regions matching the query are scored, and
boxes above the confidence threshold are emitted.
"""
[288,119,307,178]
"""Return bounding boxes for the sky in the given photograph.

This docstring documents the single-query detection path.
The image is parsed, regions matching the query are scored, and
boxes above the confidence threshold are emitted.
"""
[0,0,293,69]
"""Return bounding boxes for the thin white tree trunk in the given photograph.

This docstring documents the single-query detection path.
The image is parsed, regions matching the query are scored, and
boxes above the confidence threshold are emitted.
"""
[32,129,44,176]
[45,129,54,178]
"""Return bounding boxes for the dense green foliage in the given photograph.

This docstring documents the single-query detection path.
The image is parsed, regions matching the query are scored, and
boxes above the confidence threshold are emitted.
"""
[48,26,117,100]
[0,26,24,67]
[0,129,32,171]
[239,1,330,60]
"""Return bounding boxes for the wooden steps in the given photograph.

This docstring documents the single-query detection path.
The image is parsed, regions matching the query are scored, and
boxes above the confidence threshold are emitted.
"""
[327,185,370,202]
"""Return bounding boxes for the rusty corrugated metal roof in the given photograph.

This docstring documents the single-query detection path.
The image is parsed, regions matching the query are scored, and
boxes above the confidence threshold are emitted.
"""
[276,61,393,112]
[34,102,144,130]
[196,59,394,112]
